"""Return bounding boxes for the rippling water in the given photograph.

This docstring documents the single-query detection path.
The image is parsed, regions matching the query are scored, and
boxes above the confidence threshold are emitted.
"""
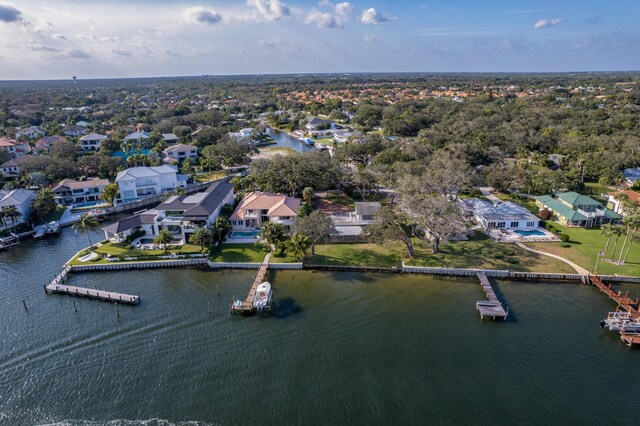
[1,228,639,425]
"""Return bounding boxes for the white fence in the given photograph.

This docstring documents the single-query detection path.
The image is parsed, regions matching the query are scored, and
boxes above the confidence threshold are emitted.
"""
[70,258,208,272]
[207,261,303,270]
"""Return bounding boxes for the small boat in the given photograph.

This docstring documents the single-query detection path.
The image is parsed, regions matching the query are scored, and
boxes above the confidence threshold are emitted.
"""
[600,311,640,332]
[253,282,273,311]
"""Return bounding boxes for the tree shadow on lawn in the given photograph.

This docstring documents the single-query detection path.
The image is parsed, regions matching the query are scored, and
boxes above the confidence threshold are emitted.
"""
[311,248,402,268]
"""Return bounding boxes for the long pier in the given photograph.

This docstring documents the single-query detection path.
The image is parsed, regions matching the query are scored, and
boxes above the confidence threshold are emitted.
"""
[44,265,140,305]
[590,275,640,348]
[231,253,271,314]
[476,272,508,320]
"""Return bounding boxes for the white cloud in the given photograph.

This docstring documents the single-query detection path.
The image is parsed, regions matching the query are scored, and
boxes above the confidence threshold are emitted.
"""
[533,18,564,29]
[306,9,340,28]
[51,33,67,40]
[361,8,396,25]
[363,34,376,43]
[182,7,222,25]
[246,0,290,22]
[0,2,21,23]
[306,1,353,29]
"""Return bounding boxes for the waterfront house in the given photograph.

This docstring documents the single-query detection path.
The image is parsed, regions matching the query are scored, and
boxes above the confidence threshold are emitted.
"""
[103,180,234,243]
[0,189,35,229]
[15,126,45,140]
[0,137,30,157]
[607,190,640,215]
[80,133,108,152]
[305,117,335,131]
[0,155,33,180]
[462,198,539,231]
[162,133,179,144]
[52,178,110,206]
[230,192,301,230]
[331,202,381,240]
[228,128,254,140]
[62,125,88,137]
[163,144,198,162]
[534,192,622,227]
[34,135,66,154]
[115,165,186,204]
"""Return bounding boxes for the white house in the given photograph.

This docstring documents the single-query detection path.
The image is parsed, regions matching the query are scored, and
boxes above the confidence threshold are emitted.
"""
[623,168,640,187]
[80,133,108,152]
[0,155,32,179]
[462,198,539,231]
[607,190,640,215]
[0,137,31,157]
[103,180,234,243]
[62,125,88,137]
[51,178,110,206]
[331,202,381,239]
[115,165,186,204]
[162,133,179,144]
[306,117,335,131]
[163,144,198,162]
[230,191,301,230]
[15,126,46,140]
[0,189,35,229]
[228,128,254,140]
[124,130,150,146]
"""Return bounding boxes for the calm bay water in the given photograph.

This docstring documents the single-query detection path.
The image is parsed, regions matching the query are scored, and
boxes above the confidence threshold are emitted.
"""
[265,128,315,153]
[1,228,640,425]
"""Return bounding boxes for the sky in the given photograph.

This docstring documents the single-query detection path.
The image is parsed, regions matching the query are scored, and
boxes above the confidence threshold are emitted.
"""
[0,0,638,80]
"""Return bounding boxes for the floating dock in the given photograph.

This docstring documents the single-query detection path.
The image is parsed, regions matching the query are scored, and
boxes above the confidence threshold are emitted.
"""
[476,272,508,320]
[231,253,271,314]
[44,265,140,305]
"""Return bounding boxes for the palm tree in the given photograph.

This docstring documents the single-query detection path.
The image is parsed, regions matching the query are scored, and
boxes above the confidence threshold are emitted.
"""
[285,233,311,262]
[302,186,314,204]
[600,224,614,259]
[0,208,7,232]
[32,188,56,223]
[213,216,231,242]
[261,221,286,253]
[100,183,119,206]
[72,213,100,249]
[3,206,21,233]
[617,216,635,265]
[154,229,174,253]
[609,225,624,261]
[621,215,640,265]
[189,227,212,251]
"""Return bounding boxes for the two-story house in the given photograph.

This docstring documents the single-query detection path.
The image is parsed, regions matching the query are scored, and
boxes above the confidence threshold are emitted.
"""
[305,117,335,131]
[102,180,234,243]
[79,133,108,152]
[15,126,46,140]
[124,130,150,147]
[0,137,31,157]
[163,144,198,162]
[534,192,622,228]
[462,198,540,231]
[330,201,381,240]
[230,192,301,230]
[34,136,66,155]
[162,133,179,144]
[0,189,35,229]
[0,155,33,180]
[62,125,88,137]
[115,165,186,204]
[51,178,110,206]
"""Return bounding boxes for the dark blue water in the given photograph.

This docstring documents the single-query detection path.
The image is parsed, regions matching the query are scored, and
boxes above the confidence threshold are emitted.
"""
[265,127,315,153]
[1,227,640,425]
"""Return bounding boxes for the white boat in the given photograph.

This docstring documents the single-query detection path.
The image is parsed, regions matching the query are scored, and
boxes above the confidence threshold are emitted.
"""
[600,312,640,332]
[253,282,272,311]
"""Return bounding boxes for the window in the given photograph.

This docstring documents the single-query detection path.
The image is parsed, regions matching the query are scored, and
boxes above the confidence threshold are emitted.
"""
[510,221,519,228]
[496,222,506,229]
[363,215,375,221]
[526,221,535,227]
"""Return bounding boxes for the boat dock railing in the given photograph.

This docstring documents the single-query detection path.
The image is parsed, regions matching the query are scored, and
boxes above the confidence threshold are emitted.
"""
[230,253,272,314]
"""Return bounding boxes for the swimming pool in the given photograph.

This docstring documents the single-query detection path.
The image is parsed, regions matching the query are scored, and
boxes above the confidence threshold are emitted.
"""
[514,229,546,237]
[230,230,261,239]
[72,201,106,209]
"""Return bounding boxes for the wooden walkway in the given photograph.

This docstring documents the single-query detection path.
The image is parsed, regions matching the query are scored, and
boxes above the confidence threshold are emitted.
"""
[590,276,640,319]
[476,273,508,320]
[44,265,140,305]
[230,253,271,314]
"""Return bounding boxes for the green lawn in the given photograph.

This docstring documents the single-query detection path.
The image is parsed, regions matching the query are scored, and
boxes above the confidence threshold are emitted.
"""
[309,232,575,273]
[314,137,334,144]
[209,243,298,263]
[194,171,227,183]
[527,225,640,276]
[69,242,204,265]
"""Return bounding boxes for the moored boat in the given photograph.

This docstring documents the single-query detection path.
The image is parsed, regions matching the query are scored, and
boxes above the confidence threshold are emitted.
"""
[253,282,273,311]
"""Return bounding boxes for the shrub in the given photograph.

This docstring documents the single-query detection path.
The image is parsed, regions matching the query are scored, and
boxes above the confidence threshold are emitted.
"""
[560,233,570,242]
[503,249,515,256]
[560,242,571,248]
[539,209,553,220]
[493,253,504,259]
[506,257,519,264]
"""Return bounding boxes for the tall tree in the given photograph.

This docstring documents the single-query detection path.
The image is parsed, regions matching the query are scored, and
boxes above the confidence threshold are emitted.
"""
[365,207,415,257]
[291,210,335,255]
[72,213,100,249]
[154,229,174,253]
[189,227,213,251]
[600,224,615,259]
[261,221,286,253]
[32,188,56,222]
[100,183,119,206]
[608,225,624,262]
[285,233,311,261]
[2,206,21,232]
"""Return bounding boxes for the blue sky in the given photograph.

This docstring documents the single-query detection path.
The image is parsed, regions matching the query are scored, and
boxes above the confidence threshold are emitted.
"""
[0,0,638,79]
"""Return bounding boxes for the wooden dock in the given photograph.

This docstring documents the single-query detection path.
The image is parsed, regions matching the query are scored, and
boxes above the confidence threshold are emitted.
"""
[230,253,271,314]
[590,275,640,319]
[620,330,640,348]
[44,265,140,305]
[476,272,508,320]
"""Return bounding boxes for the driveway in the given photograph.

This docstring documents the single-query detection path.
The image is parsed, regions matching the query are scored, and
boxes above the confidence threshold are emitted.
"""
[478,186,502,205]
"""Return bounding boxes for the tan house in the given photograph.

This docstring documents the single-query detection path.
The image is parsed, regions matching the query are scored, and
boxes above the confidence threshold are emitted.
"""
[230,192,301,230]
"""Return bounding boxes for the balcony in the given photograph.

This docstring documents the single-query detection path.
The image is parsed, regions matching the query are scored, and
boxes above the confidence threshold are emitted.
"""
[576,207,605,219]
